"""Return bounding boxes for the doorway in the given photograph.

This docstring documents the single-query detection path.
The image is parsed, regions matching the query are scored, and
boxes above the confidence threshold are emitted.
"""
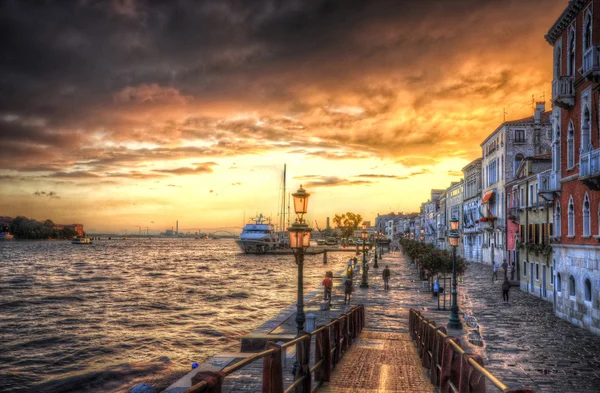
[530,262,534,293]
[542,265,547,298]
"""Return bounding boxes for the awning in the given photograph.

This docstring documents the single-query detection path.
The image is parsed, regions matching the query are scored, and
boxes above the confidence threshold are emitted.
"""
[481,190,495,204]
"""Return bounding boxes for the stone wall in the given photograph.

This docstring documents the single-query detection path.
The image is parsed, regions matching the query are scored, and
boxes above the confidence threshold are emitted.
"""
[554,244,600,336]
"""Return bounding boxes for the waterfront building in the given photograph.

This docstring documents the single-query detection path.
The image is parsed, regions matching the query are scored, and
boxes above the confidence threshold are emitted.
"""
[436,192,447,249]
[445,181,464,256]
[546,0,600,334]
[375,212,396,240]
[480,103,552,266]
[420,190,444,244]
[462,158,483,263]
[506,155,553,299]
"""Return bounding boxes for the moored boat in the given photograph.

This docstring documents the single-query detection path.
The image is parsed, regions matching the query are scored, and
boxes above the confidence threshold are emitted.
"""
[0,232,14,241]
[71,236,92,244]
[235,214,281,254]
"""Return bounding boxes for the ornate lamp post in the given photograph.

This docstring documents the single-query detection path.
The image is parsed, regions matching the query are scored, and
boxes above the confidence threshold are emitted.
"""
[360,223,369,288]
[287,185,312,336]
[373,231,379,268]
[447,216,463,330]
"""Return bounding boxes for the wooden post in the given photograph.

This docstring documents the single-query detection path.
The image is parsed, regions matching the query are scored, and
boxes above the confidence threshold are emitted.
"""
[262,343,284,393]
[191,371,225,393]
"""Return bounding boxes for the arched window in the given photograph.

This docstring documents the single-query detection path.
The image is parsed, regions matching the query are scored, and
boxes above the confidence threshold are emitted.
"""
[553,119,561,173]
[568,27,576,76]
[557,273,562,293]
[584,12,592,53]
[582,106,591,152]
[585,278,592,302]
[568,196,575,237]
[567,121,575,168]
[514,153,524,177]
[569,275,576,297]
[555,42,562,78]
[555,201,562,237]
[583,194,591,237]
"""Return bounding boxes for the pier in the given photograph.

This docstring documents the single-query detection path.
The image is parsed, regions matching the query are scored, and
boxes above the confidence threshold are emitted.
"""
[164,249,549,393]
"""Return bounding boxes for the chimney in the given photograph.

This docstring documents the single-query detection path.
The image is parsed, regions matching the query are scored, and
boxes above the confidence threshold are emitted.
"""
[534,102,545,124]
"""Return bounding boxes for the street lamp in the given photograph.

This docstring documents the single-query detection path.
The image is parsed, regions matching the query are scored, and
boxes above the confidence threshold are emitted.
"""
[360,223,369,288]
[447,216,463,330]
[288,185,312,336]
[373,231,379,268]
[420,227,425,243]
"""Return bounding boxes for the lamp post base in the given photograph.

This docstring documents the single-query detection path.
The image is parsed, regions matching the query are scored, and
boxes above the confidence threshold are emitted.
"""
[359,282,369,288]
[447,318,463,330]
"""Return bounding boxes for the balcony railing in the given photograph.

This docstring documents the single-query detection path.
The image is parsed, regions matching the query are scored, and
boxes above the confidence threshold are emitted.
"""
[580,147,600,190]
[582,46,600,80]
[551,76,575,109]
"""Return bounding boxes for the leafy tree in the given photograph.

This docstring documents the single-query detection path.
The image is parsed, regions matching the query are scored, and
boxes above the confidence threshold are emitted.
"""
[332,212,363,239]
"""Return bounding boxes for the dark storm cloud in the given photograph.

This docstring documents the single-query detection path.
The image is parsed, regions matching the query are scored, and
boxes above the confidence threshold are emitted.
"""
[295,175,372,188]
[0,0,566,173]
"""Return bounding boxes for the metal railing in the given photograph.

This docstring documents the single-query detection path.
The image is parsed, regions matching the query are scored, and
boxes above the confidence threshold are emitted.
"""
[185,305,366,393]
[409,309,536,393]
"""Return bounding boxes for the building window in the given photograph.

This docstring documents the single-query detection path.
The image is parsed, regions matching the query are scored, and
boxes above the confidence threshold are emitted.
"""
[585,278,592,302]
[514,129,525,143]
[514,153,524,177]
[557,273,562,293]
[583,194,591,237]
[535,263,539,281]
[554,42,562,78]
[584,12,592,54]
[551,266,554,285]
[567,121,575,168]
[555,202,561,237]
[529,184,534,206]
[523,261,527,277]
[569,275,576,297]
[568,27,575,76]
[568,196,575,237]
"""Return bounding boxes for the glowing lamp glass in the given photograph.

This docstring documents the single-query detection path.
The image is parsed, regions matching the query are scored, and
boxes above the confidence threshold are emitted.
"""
[292,186,310,216]
[449,232,460,247]
[450,217,459,231]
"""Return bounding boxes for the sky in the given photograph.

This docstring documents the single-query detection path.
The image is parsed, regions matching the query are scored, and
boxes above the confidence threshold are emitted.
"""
[0,0,567,233]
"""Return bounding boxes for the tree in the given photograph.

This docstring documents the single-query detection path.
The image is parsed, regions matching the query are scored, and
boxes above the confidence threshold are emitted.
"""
[332,212,363,239]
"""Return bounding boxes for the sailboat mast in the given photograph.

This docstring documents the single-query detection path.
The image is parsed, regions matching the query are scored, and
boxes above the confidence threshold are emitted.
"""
[281,164,286,233]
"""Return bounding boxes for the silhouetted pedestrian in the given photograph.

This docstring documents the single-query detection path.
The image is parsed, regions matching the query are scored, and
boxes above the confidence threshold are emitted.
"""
[502,278,511,305]
[492,262,499,282]
[382,265,391,289]
[344,277,354,304]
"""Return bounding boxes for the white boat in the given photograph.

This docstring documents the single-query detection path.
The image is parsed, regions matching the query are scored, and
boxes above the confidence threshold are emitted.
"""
[71,237,92,244]
[0,232,14,241]
[235,214,280,254]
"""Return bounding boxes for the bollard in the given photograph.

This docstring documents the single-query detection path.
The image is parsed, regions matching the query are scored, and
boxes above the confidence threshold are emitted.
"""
[323,248,327,264]
[306,313,316,332]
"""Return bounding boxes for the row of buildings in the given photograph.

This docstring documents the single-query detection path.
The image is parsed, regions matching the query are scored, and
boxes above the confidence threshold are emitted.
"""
[376,0,600,336]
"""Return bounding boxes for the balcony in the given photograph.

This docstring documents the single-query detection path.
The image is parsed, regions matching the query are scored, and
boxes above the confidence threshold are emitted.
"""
[538,171,559,200]
[582,46,600,82]
[551,76,575,109]
[580,147,600,190]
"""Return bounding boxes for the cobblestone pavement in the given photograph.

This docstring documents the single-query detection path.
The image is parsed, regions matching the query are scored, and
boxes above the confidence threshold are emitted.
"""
[456,261,600,393]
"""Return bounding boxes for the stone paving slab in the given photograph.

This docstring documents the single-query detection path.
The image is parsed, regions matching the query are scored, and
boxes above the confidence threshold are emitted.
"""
[320,331,434,393]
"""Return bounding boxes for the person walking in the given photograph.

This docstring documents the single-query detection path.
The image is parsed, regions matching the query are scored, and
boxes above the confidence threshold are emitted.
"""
[501,259,508,280]
[322,272,333,302]
[502,277,511,305]
[344,275,354,304]
[492,262,499,282]
[382,265,391,289]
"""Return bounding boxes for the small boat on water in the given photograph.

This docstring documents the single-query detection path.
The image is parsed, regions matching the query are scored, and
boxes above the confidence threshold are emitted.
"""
[0,232,14,241]
[235,214,281,254]
[71,236,92,244]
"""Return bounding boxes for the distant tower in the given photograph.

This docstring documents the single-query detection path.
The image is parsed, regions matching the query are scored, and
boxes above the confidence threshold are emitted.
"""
[176,220,179,234]
[326,217,330,229]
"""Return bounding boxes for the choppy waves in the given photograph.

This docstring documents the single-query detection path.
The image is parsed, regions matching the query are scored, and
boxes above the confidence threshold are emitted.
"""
[0,239,348,393]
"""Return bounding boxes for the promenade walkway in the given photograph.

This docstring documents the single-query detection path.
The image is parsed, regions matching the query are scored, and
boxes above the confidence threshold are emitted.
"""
[168,249,600,393]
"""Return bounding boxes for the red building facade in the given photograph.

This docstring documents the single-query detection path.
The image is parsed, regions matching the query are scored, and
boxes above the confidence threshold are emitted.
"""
[547,0,600,334]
